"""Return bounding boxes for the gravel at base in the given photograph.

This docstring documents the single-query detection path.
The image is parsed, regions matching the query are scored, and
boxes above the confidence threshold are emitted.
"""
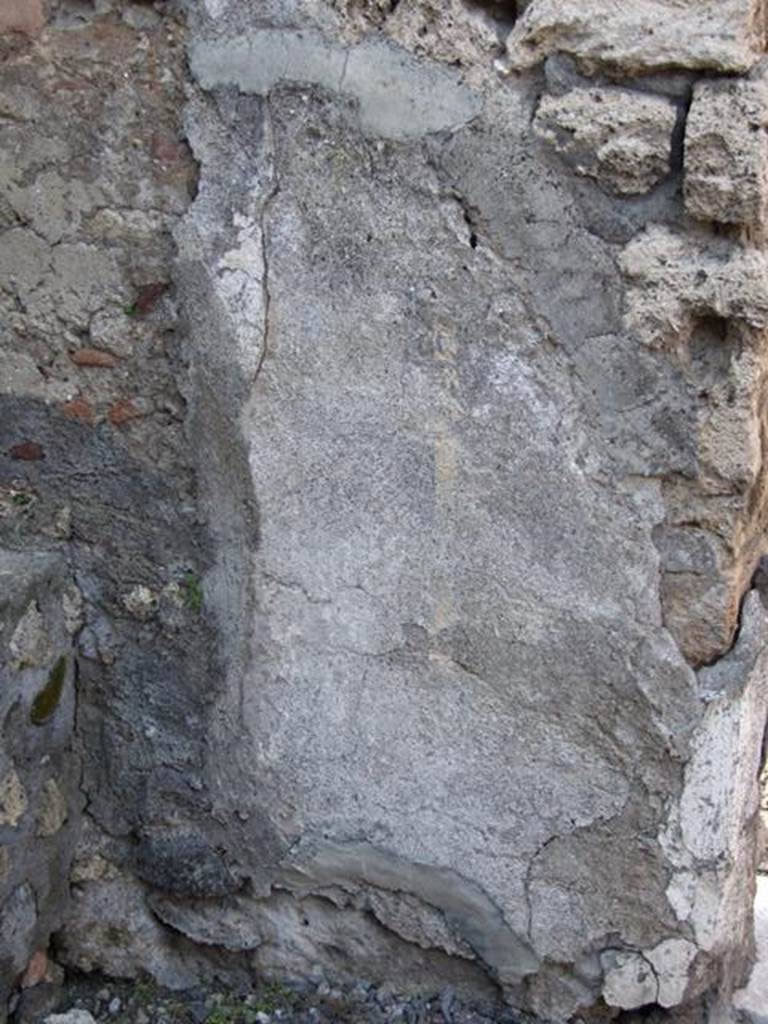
[28,975,539,1024]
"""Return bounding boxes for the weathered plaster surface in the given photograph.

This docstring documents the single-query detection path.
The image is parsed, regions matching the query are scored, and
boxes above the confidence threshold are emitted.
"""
[166,1,768,1019]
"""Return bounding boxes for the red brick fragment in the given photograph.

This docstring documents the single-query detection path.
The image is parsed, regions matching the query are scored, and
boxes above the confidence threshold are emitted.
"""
[132,282,168,315]
[61,397,94,423]
[20,950,48,989]
[10,442,44,461]
[69,347,120,368]
[108,399,141,425]
[151,133,186,163]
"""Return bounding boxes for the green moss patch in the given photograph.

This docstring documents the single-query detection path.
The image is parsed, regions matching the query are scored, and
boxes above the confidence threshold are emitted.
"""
[30,654,67,725]
[180,571,204,613]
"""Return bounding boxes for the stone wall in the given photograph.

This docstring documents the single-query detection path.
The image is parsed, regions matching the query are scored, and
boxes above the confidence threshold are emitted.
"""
[0,0,216,1009]
[2,1,768,1022]
[0,551,81,1013]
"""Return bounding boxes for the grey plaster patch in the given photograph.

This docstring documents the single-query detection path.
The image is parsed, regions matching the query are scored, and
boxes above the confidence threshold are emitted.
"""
[280,840,539,988]
[188,30,482,139]
[149,894,263,952]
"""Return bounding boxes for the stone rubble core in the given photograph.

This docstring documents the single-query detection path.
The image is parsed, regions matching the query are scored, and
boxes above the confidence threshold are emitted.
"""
[2,1,768,1023]
[0,553,82,1012]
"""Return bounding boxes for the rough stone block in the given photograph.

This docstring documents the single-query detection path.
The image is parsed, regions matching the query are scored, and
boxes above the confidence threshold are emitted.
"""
[534,87,677,194]
[36,780,68,838]
[0,884,36,981]
[57,875,210,990]
[135,833,239,899]
[685,69,768,226]
[0,771,27,828]
[620,226,768,348]
[502,0,765,73]
[0,0,44,35]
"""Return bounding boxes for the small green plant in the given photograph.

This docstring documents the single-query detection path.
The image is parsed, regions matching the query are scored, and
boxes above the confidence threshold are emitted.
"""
[11,491,33,507]
[180,571,204,613]
[165,999,188,1023]
[132,979,158,1007]
[206,1002,244,1024]
[104,924,132,946]
[124,303,137,317]
[255,982,295,1014]
[204,985,295,1024]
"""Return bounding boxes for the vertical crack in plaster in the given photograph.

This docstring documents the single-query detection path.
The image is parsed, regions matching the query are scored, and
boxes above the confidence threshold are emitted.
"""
[255,96,280,389]
[338,46,351,92]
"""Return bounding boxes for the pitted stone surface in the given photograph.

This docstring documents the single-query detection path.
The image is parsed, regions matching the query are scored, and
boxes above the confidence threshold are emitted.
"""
[502,0,767,74]
[621,227,768,349]
[36,780,68,838]
[685,66,768,227]
[9,602,51,671]
[534,86,677,195]
[0,0,44,35]
[600,949,658,1010]
[0,771,27,828]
